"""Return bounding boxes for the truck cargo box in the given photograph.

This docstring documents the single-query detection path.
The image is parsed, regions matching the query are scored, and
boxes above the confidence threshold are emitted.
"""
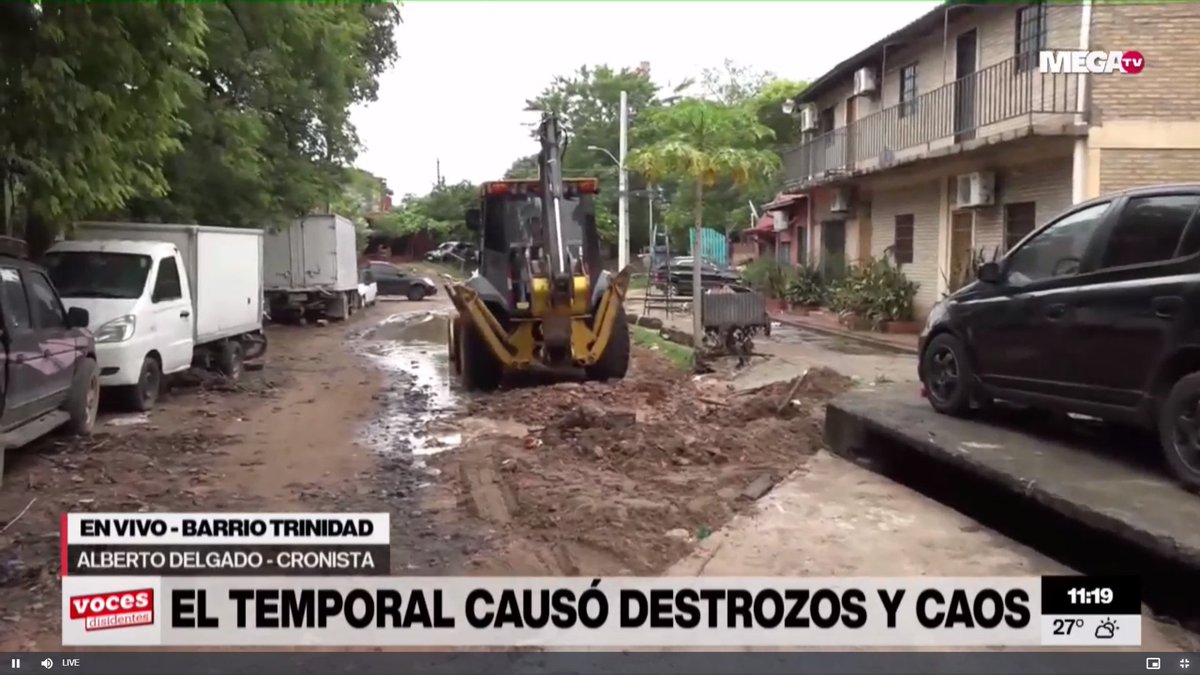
[263,215,359,293]
[71,222,264,345]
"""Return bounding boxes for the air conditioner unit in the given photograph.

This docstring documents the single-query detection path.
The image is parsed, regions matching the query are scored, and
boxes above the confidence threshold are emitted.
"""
[830,188,852,213]
[853,67,877,96]
[799,106,818,132]
[955,171,995,209]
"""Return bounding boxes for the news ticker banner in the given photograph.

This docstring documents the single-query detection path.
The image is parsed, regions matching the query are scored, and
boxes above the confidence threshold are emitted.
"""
[61,575,1142,647]
[62,513,390,576]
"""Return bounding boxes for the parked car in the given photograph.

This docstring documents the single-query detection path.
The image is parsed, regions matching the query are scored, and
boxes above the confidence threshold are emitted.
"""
[358,268,378,308]
[918,184,1200,490]
[367,261,438,301]
[651,256,743,295]
[0,238,98,484]
[426,241,477,264]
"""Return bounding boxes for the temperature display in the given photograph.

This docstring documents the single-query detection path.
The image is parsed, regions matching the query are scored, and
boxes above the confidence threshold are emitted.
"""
[1039,576,1141,647]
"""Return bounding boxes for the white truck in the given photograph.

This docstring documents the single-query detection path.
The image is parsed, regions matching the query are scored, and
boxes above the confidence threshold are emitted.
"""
[44,222,266,411]
[263,214,360,323]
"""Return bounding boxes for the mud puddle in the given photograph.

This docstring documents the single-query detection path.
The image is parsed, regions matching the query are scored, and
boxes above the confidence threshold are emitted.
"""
[355,311,462,464]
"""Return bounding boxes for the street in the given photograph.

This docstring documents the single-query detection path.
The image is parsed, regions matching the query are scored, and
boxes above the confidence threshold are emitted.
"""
[0,295,1196,651]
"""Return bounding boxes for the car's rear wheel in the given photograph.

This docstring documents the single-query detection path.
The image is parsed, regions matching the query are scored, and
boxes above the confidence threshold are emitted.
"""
[921,333,974,416]
[407,285,427,301]
[65,357,100,435]
[1157,372,1200,492]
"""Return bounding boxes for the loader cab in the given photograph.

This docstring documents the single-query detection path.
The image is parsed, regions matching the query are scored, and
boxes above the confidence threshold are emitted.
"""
[470,179,603,316]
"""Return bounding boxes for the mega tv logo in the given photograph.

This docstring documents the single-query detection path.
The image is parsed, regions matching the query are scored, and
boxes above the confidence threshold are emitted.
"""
[1038,50,1145,74]
[68,589,154,631]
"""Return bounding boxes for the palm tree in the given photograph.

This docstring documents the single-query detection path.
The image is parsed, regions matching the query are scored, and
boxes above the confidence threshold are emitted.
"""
[627,98,779,341]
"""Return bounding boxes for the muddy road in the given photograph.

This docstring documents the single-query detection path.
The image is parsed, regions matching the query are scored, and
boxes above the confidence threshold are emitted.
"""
[2,296,1195,651]
[0,297,843,650]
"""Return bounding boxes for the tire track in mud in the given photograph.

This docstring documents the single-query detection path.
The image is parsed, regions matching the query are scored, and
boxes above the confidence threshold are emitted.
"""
[349,309,483,573]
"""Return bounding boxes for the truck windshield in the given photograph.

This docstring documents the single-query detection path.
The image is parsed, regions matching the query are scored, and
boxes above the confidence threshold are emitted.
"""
[43,252,153,299]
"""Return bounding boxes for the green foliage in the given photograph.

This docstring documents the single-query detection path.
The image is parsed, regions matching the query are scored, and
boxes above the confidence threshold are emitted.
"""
[1,2,401,243]
[828,255,920,328]
[782,264,828,307]
[0,3,208,234]
[371,180,477,239]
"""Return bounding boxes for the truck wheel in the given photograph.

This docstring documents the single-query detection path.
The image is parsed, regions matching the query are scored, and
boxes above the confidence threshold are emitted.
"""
[458,318,501,392]
[585,305,631,381]
[64,357,100,435]
[216,341,245,381]
[121,355,161,412]
[407,285,426,302]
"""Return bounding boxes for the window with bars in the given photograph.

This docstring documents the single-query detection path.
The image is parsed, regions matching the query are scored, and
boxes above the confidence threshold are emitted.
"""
[1015,1,1047,73]
[1004,202,1037,251]
[899,64,918,118]
[893,214,914,264]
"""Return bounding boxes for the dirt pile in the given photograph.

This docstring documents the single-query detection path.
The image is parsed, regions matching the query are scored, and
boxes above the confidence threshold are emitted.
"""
[435,353,855,576]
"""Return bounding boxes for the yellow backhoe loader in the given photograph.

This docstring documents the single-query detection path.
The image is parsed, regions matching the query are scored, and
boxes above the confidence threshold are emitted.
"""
[444,113,632,391]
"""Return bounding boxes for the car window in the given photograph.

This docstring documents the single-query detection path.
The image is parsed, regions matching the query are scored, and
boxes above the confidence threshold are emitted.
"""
[0,267,32,332]
[370,263,398,277]
[1005,202,1110,287]
[153,257,183,302]
[360,270,375,283]
[26,270,68,330]
[1097,195,1200,269]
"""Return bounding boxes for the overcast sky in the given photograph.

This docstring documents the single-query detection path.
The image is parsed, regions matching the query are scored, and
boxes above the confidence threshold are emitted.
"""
[350,1,940,197]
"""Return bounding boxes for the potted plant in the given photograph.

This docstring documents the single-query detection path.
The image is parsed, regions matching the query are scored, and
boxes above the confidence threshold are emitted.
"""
[827,254,920,333]
[782,265,826,315]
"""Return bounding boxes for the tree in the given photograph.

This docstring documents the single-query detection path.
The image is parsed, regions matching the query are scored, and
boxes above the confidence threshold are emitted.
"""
[124,2,401,228]
[371,180,477,241]
[628,98,779,247]
[0,3,207,249]
[525,64,659,248]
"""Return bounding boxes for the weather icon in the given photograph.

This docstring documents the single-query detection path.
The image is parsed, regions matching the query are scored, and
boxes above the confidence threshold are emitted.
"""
[1094,618,1118,639]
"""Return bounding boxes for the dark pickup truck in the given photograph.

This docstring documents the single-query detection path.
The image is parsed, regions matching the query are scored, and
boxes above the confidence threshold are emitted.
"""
[0,239,99,486]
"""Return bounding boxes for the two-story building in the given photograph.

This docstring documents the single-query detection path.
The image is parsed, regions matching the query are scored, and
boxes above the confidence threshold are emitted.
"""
[777,0,1200,318]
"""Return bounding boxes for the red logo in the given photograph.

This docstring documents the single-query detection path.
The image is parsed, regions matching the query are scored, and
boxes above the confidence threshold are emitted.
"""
[1121,51,1145,74]
[68,589,154,631]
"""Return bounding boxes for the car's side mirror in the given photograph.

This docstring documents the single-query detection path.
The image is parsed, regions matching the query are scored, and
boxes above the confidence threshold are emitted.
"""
[66,306,90,329]
[976,261,1003,284]
[465,208,481,232]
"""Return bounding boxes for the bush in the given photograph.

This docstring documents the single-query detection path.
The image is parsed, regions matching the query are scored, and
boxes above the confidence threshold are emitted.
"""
[827,255,919,328]
[741,258,790,298]
[782,264,827,307]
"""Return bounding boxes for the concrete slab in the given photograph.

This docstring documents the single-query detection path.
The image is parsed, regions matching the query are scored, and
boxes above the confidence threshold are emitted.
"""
[824,384,1200,570]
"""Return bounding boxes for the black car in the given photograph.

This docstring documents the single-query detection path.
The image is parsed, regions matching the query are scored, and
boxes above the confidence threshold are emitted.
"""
[651,256,743,295]
[367,261,438,301]
[0,238,98,484]
[918,184,1200,490]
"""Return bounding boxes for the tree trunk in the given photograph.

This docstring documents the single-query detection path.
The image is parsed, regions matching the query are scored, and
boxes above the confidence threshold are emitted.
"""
[691,180,704,348]
[25,211,55,258]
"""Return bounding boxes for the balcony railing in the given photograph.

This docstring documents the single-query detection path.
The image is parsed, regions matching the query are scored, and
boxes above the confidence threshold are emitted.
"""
[783,51,1083,187]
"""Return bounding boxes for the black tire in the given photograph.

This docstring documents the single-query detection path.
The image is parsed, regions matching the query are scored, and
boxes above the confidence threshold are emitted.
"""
[120,355,162,412]
[407,285,427,302]
[64,357,100,435]
[921,333,973,416]
[458,317,502,392]
[216,341,245,381]
[585,306,631,381]
[1157,372,1200,492]
[244,332,268,361]
[448,315,462,377]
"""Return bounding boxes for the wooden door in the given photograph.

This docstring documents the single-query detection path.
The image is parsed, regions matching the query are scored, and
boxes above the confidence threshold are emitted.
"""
[954,30,978,143]
[948,211,975,291]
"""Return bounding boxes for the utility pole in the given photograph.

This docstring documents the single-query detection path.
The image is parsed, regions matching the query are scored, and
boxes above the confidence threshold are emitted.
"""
[436,158,443,187]
[618,90,629,271]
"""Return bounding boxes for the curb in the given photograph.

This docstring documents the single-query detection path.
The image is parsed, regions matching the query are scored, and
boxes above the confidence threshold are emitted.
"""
[769,313,919,356]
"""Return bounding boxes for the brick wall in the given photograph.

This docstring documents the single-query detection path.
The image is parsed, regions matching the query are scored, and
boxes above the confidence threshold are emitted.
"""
[1099,149,1200,194]
[1090,4,1200,121]
[870,180,942,314]
[974,155,1073,255]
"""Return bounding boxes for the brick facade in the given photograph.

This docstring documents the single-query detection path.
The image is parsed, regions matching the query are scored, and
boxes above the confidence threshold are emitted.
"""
[1090,3,1200,122]
[1098,149,1200,195]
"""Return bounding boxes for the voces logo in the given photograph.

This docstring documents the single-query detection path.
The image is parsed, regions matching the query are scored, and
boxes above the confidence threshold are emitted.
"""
[68,589,154,631]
